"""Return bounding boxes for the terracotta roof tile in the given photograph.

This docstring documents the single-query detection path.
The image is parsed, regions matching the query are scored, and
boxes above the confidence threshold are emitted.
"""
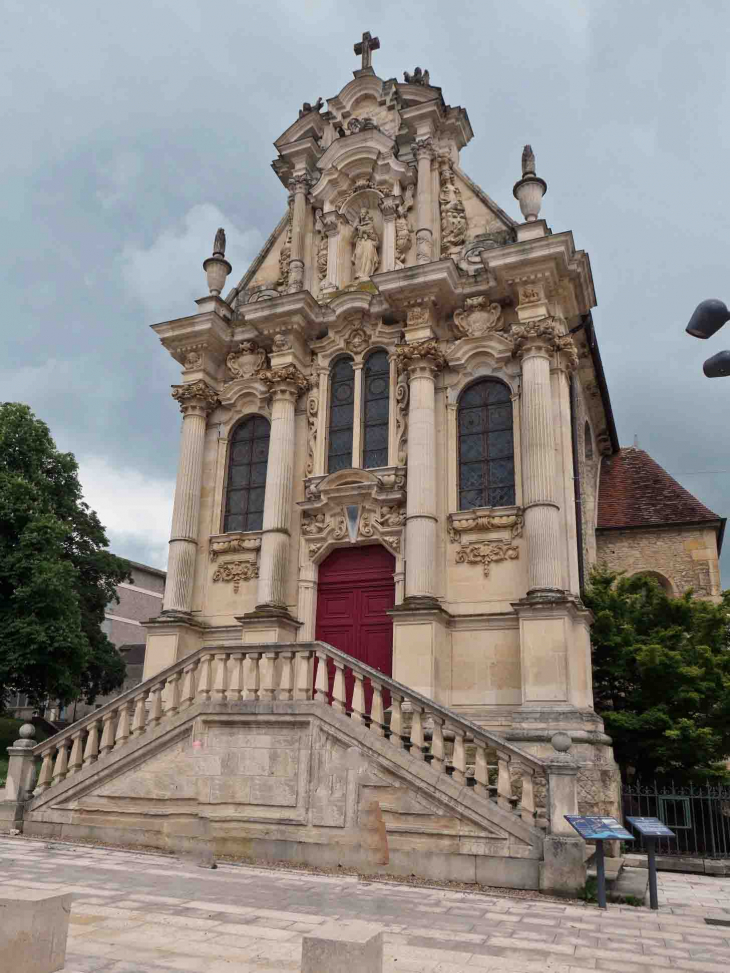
[597,447,721,530]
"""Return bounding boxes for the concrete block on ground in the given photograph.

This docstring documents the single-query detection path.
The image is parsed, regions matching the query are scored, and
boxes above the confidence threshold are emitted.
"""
[609,865,649,904]
[302,919,383,973]
[0,890,72,973]
[540,835,585,896]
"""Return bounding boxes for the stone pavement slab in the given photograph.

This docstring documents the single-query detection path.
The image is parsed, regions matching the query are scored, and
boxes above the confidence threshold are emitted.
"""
[0,837,729,972]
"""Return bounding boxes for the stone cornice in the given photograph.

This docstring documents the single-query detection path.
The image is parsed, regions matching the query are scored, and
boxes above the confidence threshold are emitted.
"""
[237,288,324,338]
[152,308,232,367]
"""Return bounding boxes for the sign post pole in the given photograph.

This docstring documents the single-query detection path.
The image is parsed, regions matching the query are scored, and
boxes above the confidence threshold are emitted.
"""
[626,817,675,910]
[595,839,607,910]
[646,837,658,910]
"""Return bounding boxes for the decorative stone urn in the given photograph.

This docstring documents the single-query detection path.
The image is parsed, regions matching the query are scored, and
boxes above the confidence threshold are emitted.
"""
[202,227,232,296]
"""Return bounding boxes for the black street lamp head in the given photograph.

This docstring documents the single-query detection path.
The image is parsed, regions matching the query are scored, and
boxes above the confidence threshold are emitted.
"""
[703,349,730,378]
[686,299,730,339]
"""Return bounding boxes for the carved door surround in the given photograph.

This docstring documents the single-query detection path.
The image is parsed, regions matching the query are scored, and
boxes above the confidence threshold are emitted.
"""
[297,467,406,640]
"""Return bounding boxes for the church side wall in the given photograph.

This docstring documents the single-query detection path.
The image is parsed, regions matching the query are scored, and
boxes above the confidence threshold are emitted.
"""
[596,524,722,600]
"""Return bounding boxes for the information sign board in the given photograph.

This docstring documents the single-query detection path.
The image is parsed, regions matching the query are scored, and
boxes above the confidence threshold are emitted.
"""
[564,815,635,841]
[626,816,676,838]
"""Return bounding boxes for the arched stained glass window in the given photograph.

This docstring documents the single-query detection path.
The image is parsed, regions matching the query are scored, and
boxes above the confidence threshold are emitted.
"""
[584,421,594,461]
[327,357,355,472]
[223,416,270,533]
[362,349,390,469]
[458,379,515,509]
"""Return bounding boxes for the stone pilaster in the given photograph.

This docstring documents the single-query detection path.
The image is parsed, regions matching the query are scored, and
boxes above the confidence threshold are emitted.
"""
[287,173,310,293]
[251,365,309,629]
[414,138,435,264]
[379,194,398,272]
[163,380,219,614]
[395,340,447,603]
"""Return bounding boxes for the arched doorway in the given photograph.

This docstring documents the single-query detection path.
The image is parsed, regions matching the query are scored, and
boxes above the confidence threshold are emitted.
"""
[315,544,395,706]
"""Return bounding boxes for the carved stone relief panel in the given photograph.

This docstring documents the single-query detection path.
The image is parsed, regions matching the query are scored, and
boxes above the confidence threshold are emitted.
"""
[209,533,261,594]
[226,342,268,381]
[448,509,524,577]
[452,297,506,339]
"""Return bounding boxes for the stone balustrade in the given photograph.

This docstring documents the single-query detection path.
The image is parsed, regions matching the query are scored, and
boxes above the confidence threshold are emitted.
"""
[27,641,546,827]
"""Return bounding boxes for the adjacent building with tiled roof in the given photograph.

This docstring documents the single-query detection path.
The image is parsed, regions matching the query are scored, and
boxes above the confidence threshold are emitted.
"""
[595,447,724,599]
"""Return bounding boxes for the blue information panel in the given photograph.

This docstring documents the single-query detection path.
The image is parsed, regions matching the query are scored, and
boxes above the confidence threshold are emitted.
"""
[626,816,676,838]
[565,815,635,841]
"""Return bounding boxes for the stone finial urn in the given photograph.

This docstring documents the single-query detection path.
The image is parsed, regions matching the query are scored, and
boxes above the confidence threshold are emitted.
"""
[202,226,232,296]
[513,144,547,223]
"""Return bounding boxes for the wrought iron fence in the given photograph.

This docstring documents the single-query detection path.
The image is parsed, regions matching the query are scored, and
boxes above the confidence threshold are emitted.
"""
[622,781,730,858]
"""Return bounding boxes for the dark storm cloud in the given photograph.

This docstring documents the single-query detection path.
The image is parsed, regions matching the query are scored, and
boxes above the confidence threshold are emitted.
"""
[2,0,729,575]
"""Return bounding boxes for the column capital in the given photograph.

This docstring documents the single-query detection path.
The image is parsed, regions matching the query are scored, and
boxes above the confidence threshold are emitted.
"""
[260,363,310,399]
[288,171,313,195]
[414,136,435,160]
[321,210,343,235]
[379,193,399,220]
[394,339,448,378]
[171,380,219,416]
[512,316,564,358]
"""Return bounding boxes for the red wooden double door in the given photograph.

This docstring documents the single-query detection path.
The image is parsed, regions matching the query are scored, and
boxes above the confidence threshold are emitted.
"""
[314,545,395,708]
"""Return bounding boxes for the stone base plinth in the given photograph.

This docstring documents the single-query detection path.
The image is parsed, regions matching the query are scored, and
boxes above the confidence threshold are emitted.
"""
[540,835,586,896]
[0,800,25,830]
[0,890,72,973]
[236,607,301,643]
[302,920,383,973]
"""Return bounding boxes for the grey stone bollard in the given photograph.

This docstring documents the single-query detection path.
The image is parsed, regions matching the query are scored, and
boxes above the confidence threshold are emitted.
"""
[0,890,72,973]
[302,919,383,973]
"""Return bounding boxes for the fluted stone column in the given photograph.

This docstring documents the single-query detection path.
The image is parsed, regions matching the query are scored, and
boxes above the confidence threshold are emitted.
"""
[397,340,447,602]
[379,194,398,272]
[514,322,563,596]
[163,381,219,614]
[287,173,309,293]
[256,365,309,610]
[414,138,435,265]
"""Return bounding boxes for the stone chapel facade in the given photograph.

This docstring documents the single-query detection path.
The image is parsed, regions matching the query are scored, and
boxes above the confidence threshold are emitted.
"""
[140,37,721,809]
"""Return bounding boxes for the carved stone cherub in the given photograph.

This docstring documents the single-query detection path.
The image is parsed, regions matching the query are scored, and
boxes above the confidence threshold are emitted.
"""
[299,96,324,118]
[404,67,430,86]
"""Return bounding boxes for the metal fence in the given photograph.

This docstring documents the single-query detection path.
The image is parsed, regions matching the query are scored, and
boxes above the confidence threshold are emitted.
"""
[622,781,730,858]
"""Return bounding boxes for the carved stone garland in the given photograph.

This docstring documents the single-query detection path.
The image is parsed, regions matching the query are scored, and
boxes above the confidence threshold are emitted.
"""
[449,510,524,577]
[439,159,468,257]
[212,560,259,593]
[306,387,319,477]
[210,534,262,593]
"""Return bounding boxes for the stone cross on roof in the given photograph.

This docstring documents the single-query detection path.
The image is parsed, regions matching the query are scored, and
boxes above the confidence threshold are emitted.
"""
[354,30,380,70]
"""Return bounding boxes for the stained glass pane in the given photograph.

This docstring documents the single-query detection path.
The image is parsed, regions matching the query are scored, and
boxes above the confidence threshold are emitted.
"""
[224,416,270,533]
[362,350,390,470]
[328,357,354,472]
[458,379,514,510]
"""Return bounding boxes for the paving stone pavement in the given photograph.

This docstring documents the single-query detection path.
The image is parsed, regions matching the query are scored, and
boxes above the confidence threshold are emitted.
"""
[1,837,730,973]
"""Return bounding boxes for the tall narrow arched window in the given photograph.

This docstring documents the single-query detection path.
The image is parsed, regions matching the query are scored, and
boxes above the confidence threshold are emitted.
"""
[362,349,390,469]
[458,379,515,509]
[223,415,270,533]
[327,357,355,472]
[584,421,594,461]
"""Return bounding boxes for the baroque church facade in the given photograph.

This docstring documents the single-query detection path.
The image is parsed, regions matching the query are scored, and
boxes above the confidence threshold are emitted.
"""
[141,35,722,809]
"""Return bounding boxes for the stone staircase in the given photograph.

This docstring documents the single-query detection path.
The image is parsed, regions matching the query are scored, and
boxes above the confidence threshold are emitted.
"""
[2,641,585,892]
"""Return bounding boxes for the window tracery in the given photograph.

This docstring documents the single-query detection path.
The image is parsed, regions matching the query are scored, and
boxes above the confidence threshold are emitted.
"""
[327,357,355,472]
[458,379,515,509]
[362,349,390,469]
[223,416,270,533]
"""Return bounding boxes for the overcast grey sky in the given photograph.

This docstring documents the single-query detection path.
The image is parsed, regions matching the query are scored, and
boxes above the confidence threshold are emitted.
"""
[2,0,729,578]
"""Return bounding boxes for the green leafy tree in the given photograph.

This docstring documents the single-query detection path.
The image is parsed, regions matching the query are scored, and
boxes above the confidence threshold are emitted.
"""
[584,568,730,783]
[0,403,130,711]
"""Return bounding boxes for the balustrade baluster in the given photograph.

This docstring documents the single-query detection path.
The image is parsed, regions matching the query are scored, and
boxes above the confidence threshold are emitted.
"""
[114,703,131,749]
[243,652,261,700]
[452,727,466,784]
[35,748,54,794]
[228,652,244,702]
[131,694,147,737]
[410,706,424,757]
[331,661,346,714]
[520,765,536,823]
[180,661,199,709]
[83,720,101,767]
[197,653,213,702]
[389,693,404,744]
[164,673,181,716]
[294,650,313,701]
[148,684,163,727]
[351,673,366,724]
[259,651,277,700]
[51,741,69,786]
[100,711,117,755]
[430,716,445,773]
[370,680,385,737]
[67,730,84,776]
[474,741,489,799]
[497,754,512,809]
[278,651,294,701]
[314,651,329,703]
[213,652,228,702]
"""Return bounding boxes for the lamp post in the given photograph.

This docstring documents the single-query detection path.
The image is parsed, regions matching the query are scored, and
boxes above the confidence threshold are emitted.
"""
[685,299,730,377]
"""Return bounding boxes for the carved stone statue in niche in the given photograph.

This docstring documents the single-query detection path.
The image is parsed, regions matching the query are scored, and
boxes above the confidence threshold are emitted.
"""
[352,208,380,280]
[226,341,267,380]
[439,161,467,255]
[395,185,414,270]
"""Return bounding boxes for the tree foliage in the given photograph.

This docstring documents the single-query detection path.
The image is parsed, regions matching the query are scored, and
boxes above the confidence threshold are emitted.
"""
[0,403,130,710]
[584,568,730,783]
